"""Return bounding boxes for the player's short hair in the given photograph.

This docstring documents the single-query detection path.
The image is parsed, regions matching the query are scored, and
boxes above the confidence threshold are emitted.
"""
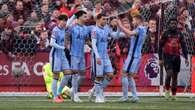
[96,13,106,20]
[75,10,87,19]
[58,14,68,21]
[132,15,143,21]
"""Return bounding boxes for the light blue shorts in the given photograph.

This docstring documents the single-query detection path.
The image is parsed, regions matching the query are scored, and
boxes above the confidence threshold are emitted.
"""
[71,56,85,71]
[123,55,141,74]
[50,49,70,73]
[92,55,113,77]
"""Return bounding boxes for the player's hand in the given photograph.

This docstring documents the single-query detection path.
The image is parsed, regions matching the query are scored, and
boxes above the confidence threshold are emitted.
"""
[117,19,123,28]
[117,19,122,26]
[111,18,117,27]
[159,60,164,66]
[96,58,101,65]
[185,60,189,67]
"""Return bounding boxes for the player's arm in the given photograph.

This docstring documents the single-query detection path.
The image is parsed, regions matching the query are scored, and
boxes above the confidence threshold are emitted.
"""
[91,30,100,58]
[66,15,76,28]
[92,38,100,58]
[109,19,127,39]
[50,30,65,50]
[91,29,101,65]
[117,19,137,37]
[110,29,126,39]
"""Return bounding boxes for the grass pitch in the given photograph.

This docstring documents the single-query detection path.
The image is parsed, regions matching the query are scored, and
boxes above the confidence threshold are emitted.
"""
[0,96,194,110]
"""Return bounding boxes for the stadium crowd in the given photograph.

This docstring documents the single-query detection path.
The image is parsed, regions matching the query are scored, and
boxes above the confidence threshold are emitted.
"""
[0,0,194,58]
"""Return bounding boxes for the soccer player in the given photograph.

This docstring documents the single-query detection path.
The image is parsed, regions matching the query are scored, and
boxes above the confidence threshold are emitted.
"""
[90,13,125,103]
[159,18,189,100]
[68,10,92,102]
[50,14,73,103]
[117,14,147,103]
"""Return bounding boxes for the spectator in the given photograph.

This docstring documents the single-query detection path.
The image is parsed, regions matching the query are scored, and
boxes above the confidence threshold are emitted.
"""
[92,0,103,17]
[38,4,50,24]
[50,9,60,21]
[6,14,19,31]
[34,22,45,37]
[36,29,50,51]
[24,10,41,27]
[118,0,134,13]
[47,9,60,31]
[142,18,158,53]
[186,0,195,29]
[82,0,93,11]
[6,0,15,12]
[13,0,28,21]
[0,22,15,58]
[102,1,112,16]
[51,0,62,10]
[16,16,25,28]
[1,3,10,15]
[187,0,194,3]
[0,12,6,33]
[179,7,192,30]
[59,0,78,17]
[23,0,34,15]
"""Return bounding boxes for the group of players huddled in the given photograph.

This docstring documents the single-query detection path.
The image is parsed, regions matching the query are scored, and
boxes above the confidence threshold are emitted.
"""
[47,8,189,103]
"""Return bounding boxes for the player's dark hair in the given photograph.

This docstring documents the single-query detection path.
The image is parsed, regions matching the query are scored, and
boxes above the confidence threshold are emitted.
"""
[75,10,87,19]
[58,14,68,21]
[96,13,106,20]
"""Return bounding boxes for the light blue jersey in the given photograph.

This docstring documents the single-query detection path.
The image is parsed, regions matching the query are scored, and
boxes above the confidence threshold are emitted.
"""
[91,25,111,59]
[69,24,92,57]
[123,25,147,74]
[68,24,93,71]
[49,26,70,72]
[128,26,147,58]
[91,25,114,76]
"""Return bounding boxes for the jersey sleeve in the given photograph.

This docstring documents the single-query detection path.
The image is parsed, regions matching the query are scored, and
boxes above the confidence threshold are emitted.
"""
[110,29,126,39]
[51,28,58,39]
[66,15,76,28]
[91,27,100,58]
[50,28,65,50]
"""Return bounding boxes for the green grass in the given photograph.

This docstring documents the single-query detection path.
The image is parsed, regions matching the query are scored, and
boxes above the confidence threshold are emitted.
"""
[0,96,194,110]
